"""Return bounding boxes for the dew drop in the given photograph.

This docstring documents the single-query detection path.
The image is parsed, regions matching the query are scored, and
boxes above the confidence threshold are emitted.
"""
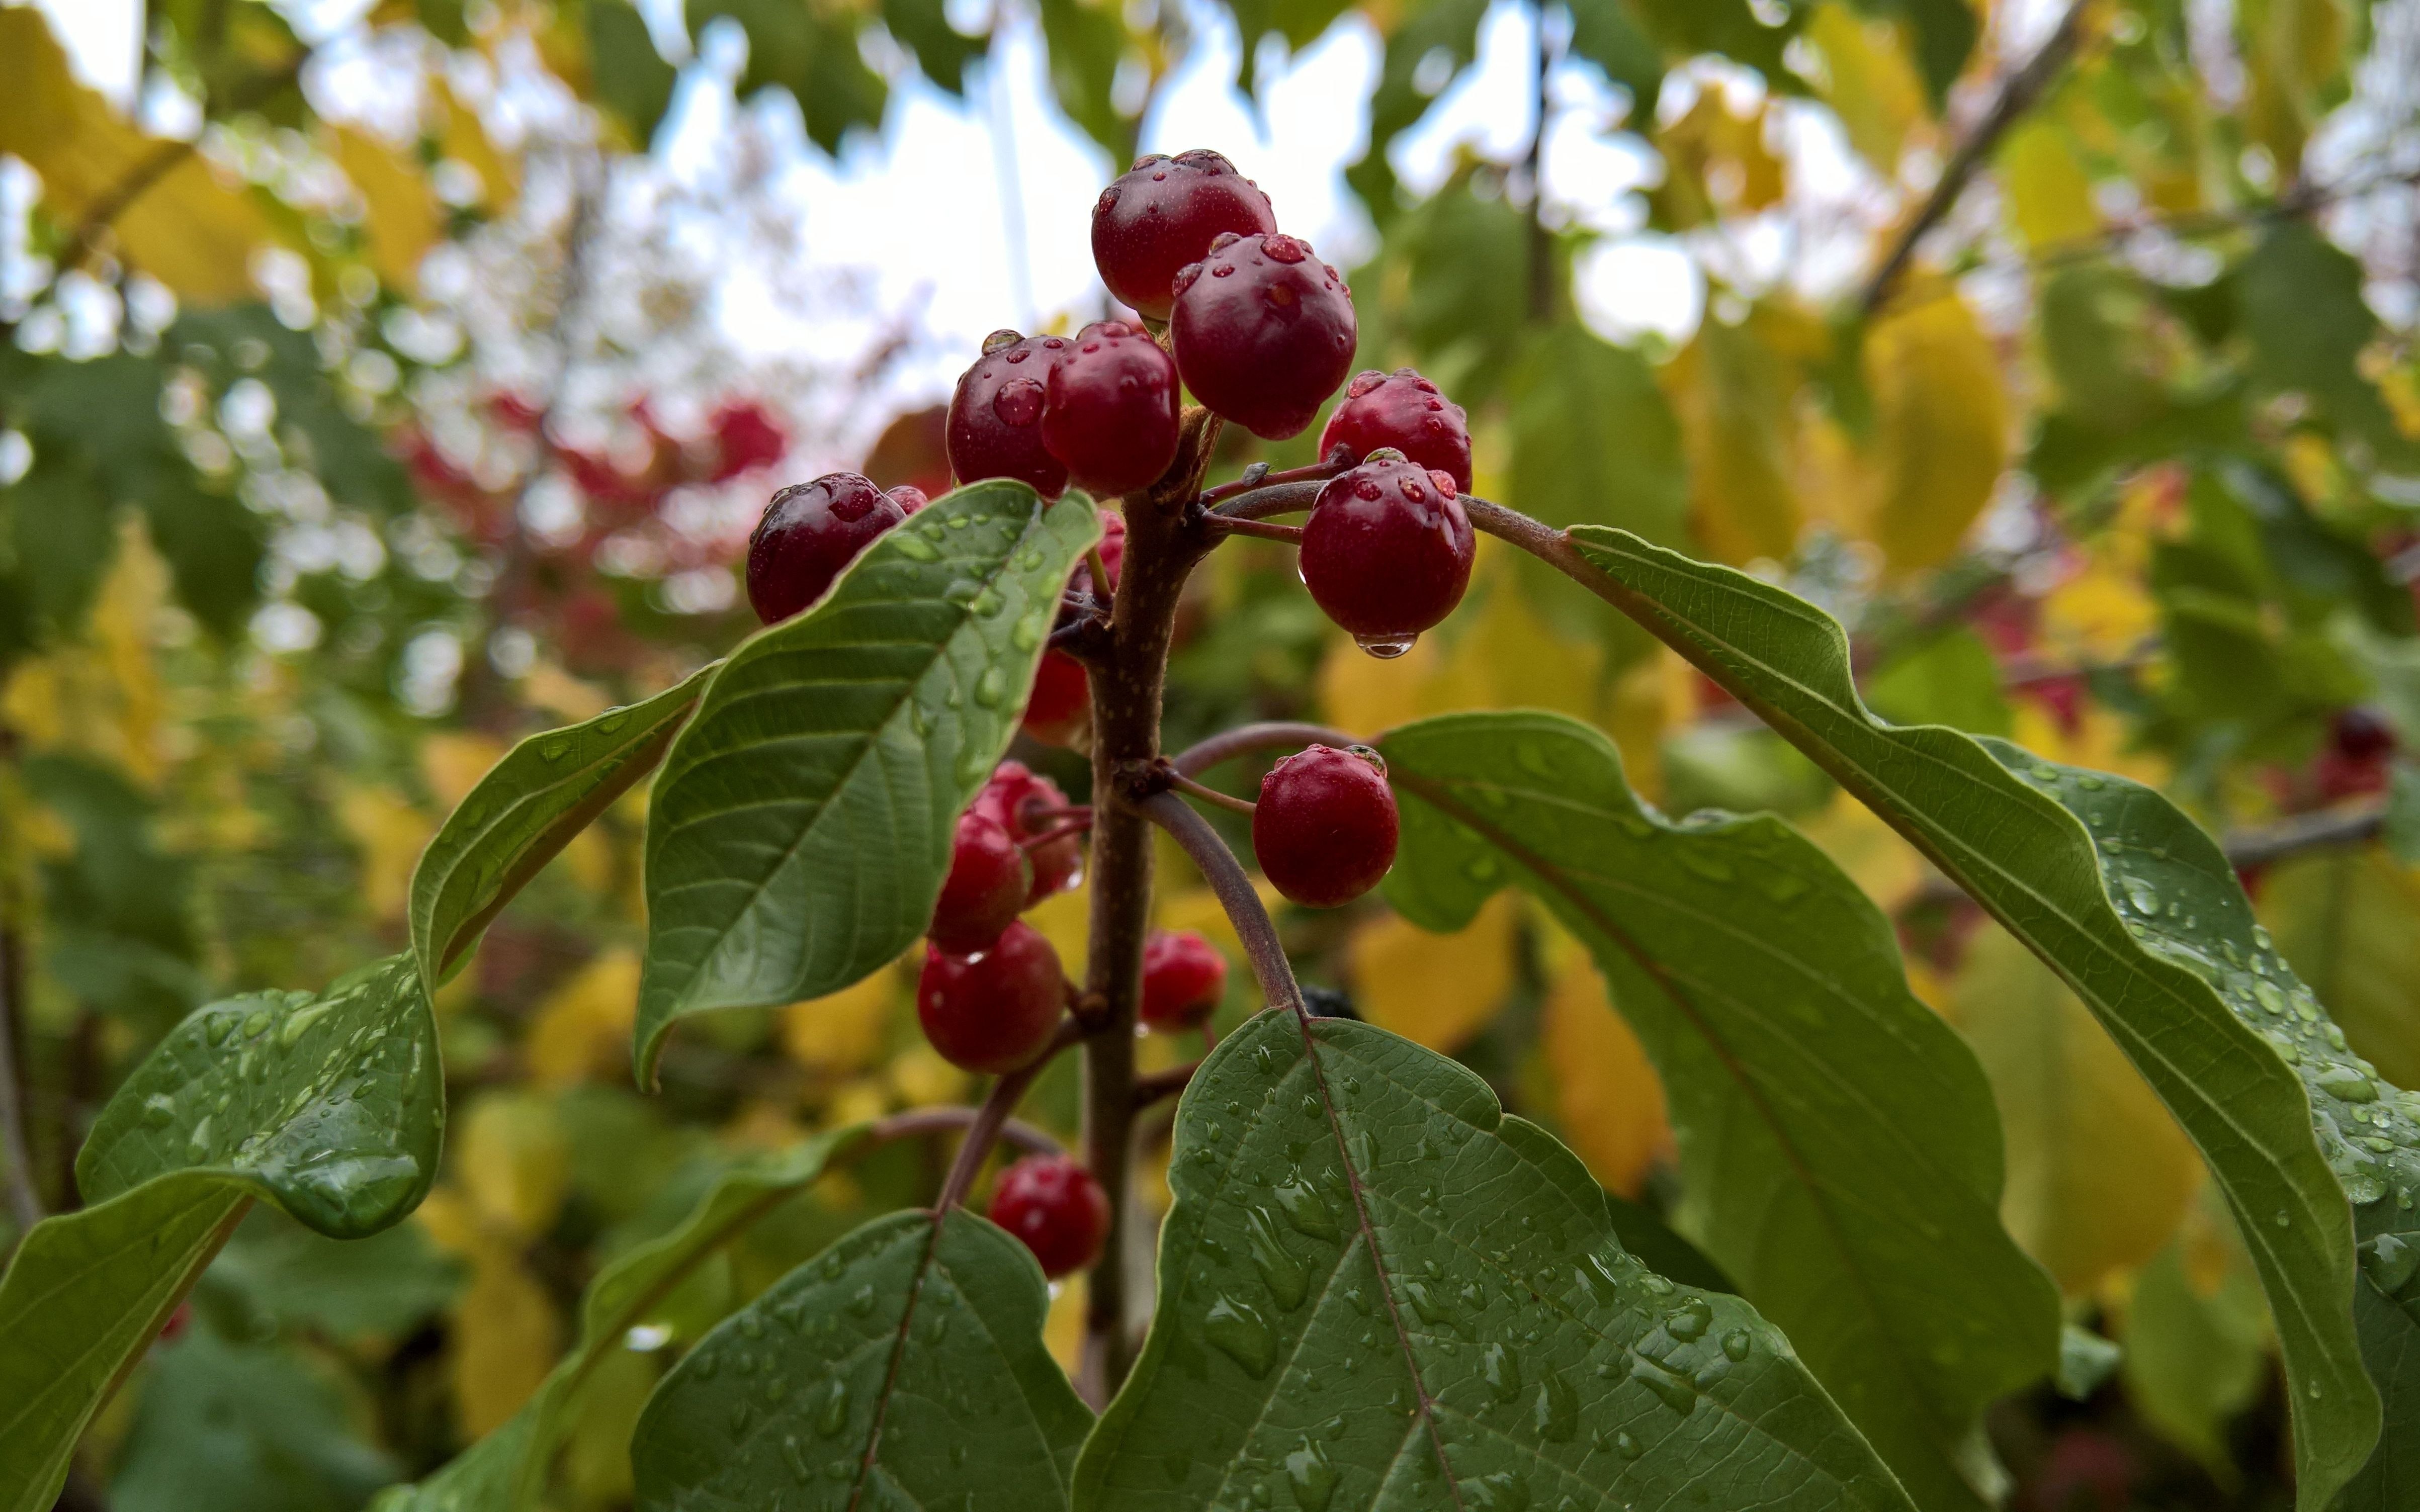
[892,531,940,562]
[2361,1233,2419,1294]
[816,1375,852,1436]
[1534,1373,1578,1441]
[141,1094,174,1128]
[1665,1298,1713,1341]
[1721,1328,1752,1362]
[1204,1296,1278,1378]
[1483,1342,1523,1403]
[1615,1430,1643,1460]
[1354,632,1416,659]
[1284,1438,1338,1511]
[1463,1470,1531,1511]
[975,667,1010,708]
[993,379,1045,426]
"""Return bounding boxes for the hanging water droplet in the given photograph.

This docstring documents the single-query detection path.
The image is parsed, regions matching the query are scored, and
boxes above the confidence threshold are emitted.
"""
[1012,613,1047,651]
[1353,632,1415,659]
[1403,1280,1456,1326]
[1720,1328,1752,1362]
[969,587,1004,617]
[1273,1176,1338,1241]
[243,1009,273,1037]
[1245,1207,1309,1310]
[1631,1356,1696,1414]
[974,667,1010,708]
[1665,1298,1713,1341]
[1204,1296,1278,1378]
[2123,879,2160,917]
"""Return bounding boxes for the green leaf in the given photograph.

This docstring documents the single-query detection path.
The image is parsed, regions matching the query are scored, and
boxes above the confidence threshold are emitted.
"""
[882,0,988,94]
[411,667,711,989]
[631,1207,1092,1510]
[1036,0,1130,158]
[1509,323,1687,548]
[635,482,1097,1084]
[1862,626,2013,737]
[1379,710,2058,1508]
[1563,0,1664,115]
[2119,1228,2270,1483]
[689,0,890,153]
[204,1204,463,1342]
[1078,1011,1919,1511]
[586,0,679,146]
[109,1329,400,1512]
[0,955,441,1512]
[372,1127,869,1512]
[1562,525,2397,1509]
[2262,848,2420,1092]
[1847,0,1976,103]
[2237,221,2415,466]
[1346,0,1492,214]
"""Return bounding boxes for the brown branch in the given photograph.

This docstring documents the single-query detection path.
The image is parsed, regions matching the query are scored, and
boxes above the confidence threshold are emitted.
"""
[1861,1,2091,314]
[1198,456,1348,507]
[1169,721,1356,777]
[1163,767,1257,817]
[1207,479,1328,522]
[1135,791,1304,1018]
[932,1017,1083,1213]
[1131,1059,1201,1110]
[1202,516,1306,545]
[866,1105,1061,1160]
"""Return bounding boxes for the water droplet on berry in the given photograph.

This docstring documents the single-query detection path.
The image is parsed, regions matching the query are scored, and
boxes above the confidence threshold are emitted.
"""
[1172,262,1203,294]
[1266,283,1295,307]
[993,379,1045,426]
[1264,235,1308,263]
[1212,264,1236,278]
[1354,632,1416,659]
[982,328,1020,354]
[1096,186,1119,210]
[1005,348,1029,364]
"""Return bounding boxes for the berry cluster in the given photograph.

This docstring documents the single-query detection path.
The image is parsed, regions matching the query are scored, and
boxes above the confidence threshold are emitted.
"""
[916,762,1086,1074]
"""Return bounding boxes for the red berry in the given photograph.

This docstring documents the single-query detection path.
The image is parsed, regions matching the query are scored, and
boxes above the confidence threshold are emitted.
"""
[1170,232,1356,440]
[988,1154,1110,1277]
[746,472,911,624]
[1091,149,1277,321]
[976,762,1083,903]
[947,331,1072,497]
[1318,368,1472,492]
[1096,508,1127,586]
[1252,744,1398,908]
[1299,454,1475,647]
[888,484,929,515]
[1041,322,1180,495]
[917,921,1065,1074]
[1140,929,1227,1030]
[1022,649,1091,747]
[709,400,788,482]
[930,811,1033,953]
[2333,707,2396,763]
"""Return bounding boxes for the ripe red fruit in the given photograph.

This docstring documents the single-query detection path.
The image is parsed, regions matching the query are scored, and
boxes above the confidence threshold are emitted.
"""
[746,472,912,624]
[1299,454,1476,650]
[1095,508,1127,586]
[1022,649,1091,747]
[887,484,929,515]
[1252,744,1399,908]
[2332,707,2396,763]
[917,921,1065,1074]
[976,762,1083,903]
[988,1154,1111,1277]
[1318,368,1472,492]
[929,811,1033,953]
[1041,322,1180,495]
[1140,929,1227,1030]
[947,331,1072,497]
[709,400,788,482]
[1170,232,1356,440]
[1091,149,1277,321]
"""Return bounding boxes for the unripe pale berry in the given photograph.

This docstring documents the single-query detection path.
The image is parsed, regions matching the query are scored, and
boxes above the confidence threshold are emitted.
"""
[987,1154,1110,1278]
[1318,368,1473,492]
[1252,744,1398,908]
[1022,649,1091,747]
[746,472,911,624]
[1091,149,1277,321]
[1170,232,1356,441]
[929,810,1032,953]
[947,331,1071,497]
[916,921,1064,1074]
[976,762,1083,904]
[1299,453,1475,651]
[1042,322,1180,495]
[1140,929,1227,1030]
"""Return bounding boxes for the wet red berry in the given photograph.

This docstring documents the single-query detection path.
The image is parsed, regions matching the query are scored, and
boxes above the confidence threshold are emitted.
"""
[917,921,1065,1074]
[887,484,928,515]
[1091,149,1277,321]
[1140,929,1227,1030]
[746,472,912,624]
[2333,707,2396,763]
[709,400,789,482]
[1318,368,1472,492]
[1252,744,1398,908]
[929,810,1033,953]
[1299,453,1476,649]
[947,331,1072,497]
[1041,321,1180,495]
[987,1154,1110,1277]
[1170,232,1356,440]
[976,762,1084,903]
[1096,508,1127,586]
[1022,649,1091,747]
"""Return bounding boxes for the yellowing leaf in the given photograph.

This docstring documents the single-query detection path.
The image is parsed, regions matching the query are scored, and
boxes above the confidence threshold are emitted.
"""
[1667,316,1799,564]
[1865,286,2010,576]
[1651,92,1786,228]
[1541,955,1671,1197]
[2001,120,2099,250]
[2260,848,2420,1090]
[1349,894,1520,1052]
[0,518,170,786]
[1806,3,1929,172]
[334,127,441,291]
[781,969,896,1076]
[436,82,516,210]
[523,659,614,724]
[456,1091,572,1238]
[420,732,510,810]
[339,784,431,923]
[527,947,641,1088]
[1794,790,1928,913]
[2039,558,2159,664]
[451,1234,561,1437]
[886,1043,970,1109]
[0,10,288,301]
[1045,1270,1086,1379]
[1953,924,2202,1295]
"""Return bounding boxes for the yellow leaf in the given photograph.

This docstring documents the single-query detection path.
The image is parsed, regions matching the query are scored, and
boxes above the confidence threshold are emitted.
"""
[1954,924,2202,1295]
[1805,4,1929,172]
[522,659,613,724]
[526,947,640,1088]
[456,1091,572,1238]
[1791,409,1879,540]
[1603,649,1681,806]
[2000,120,2099,251]
[1349,894,1520,1052]
[0,518,170,786]
[1865,286,2010,576]
[1045,1270,1086,1379]
[887,1043,971,1109]
[1652,93,1786,228]
[338,783,430,922]
[1667,316,1799,564]
[333,126,441,291]
[1540,956,1671,1197]
[420,732,510,810]
[1023,878,1092,971]
[450,1233,561,1437]
[2260,848,2420,1090]
[0,10,289,301]
[781,969,897,1077]
[436,82,517,210]
[1792,791,1927,914]
[2038,558,2159,665]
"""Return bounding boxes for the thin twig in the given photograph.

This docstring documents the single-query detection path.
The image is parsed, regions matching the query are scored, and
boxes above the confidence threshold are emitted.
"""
[1208,479,1328,522]
[1862,1,2092,314]
[933,1018,1083,1212]
[1019,818,1092,853]
[1164,768,1258,817]
[0,924,43,1236]
[1199,457,1348,507]
[1203,516,1307,545]
[1131,1060,1201,1110]
[1170,721,1356,777]
[1135,791,1305,1017]
[2224,805,2389,870]
[867,1104,1061,1160]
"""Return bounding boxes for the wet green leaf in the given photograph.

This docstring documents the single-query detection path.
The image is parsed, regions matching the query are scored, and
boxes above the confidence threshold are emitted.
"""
[631,1207,1091,1511]
[634,482,1096,1085]
[1077,1011,1920,1512]
[1381,710,2058,1508]
[0,955,441,1512]
[1564,525,2406,1509]
[110,1329,399,1512]
[412,666,712,990]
